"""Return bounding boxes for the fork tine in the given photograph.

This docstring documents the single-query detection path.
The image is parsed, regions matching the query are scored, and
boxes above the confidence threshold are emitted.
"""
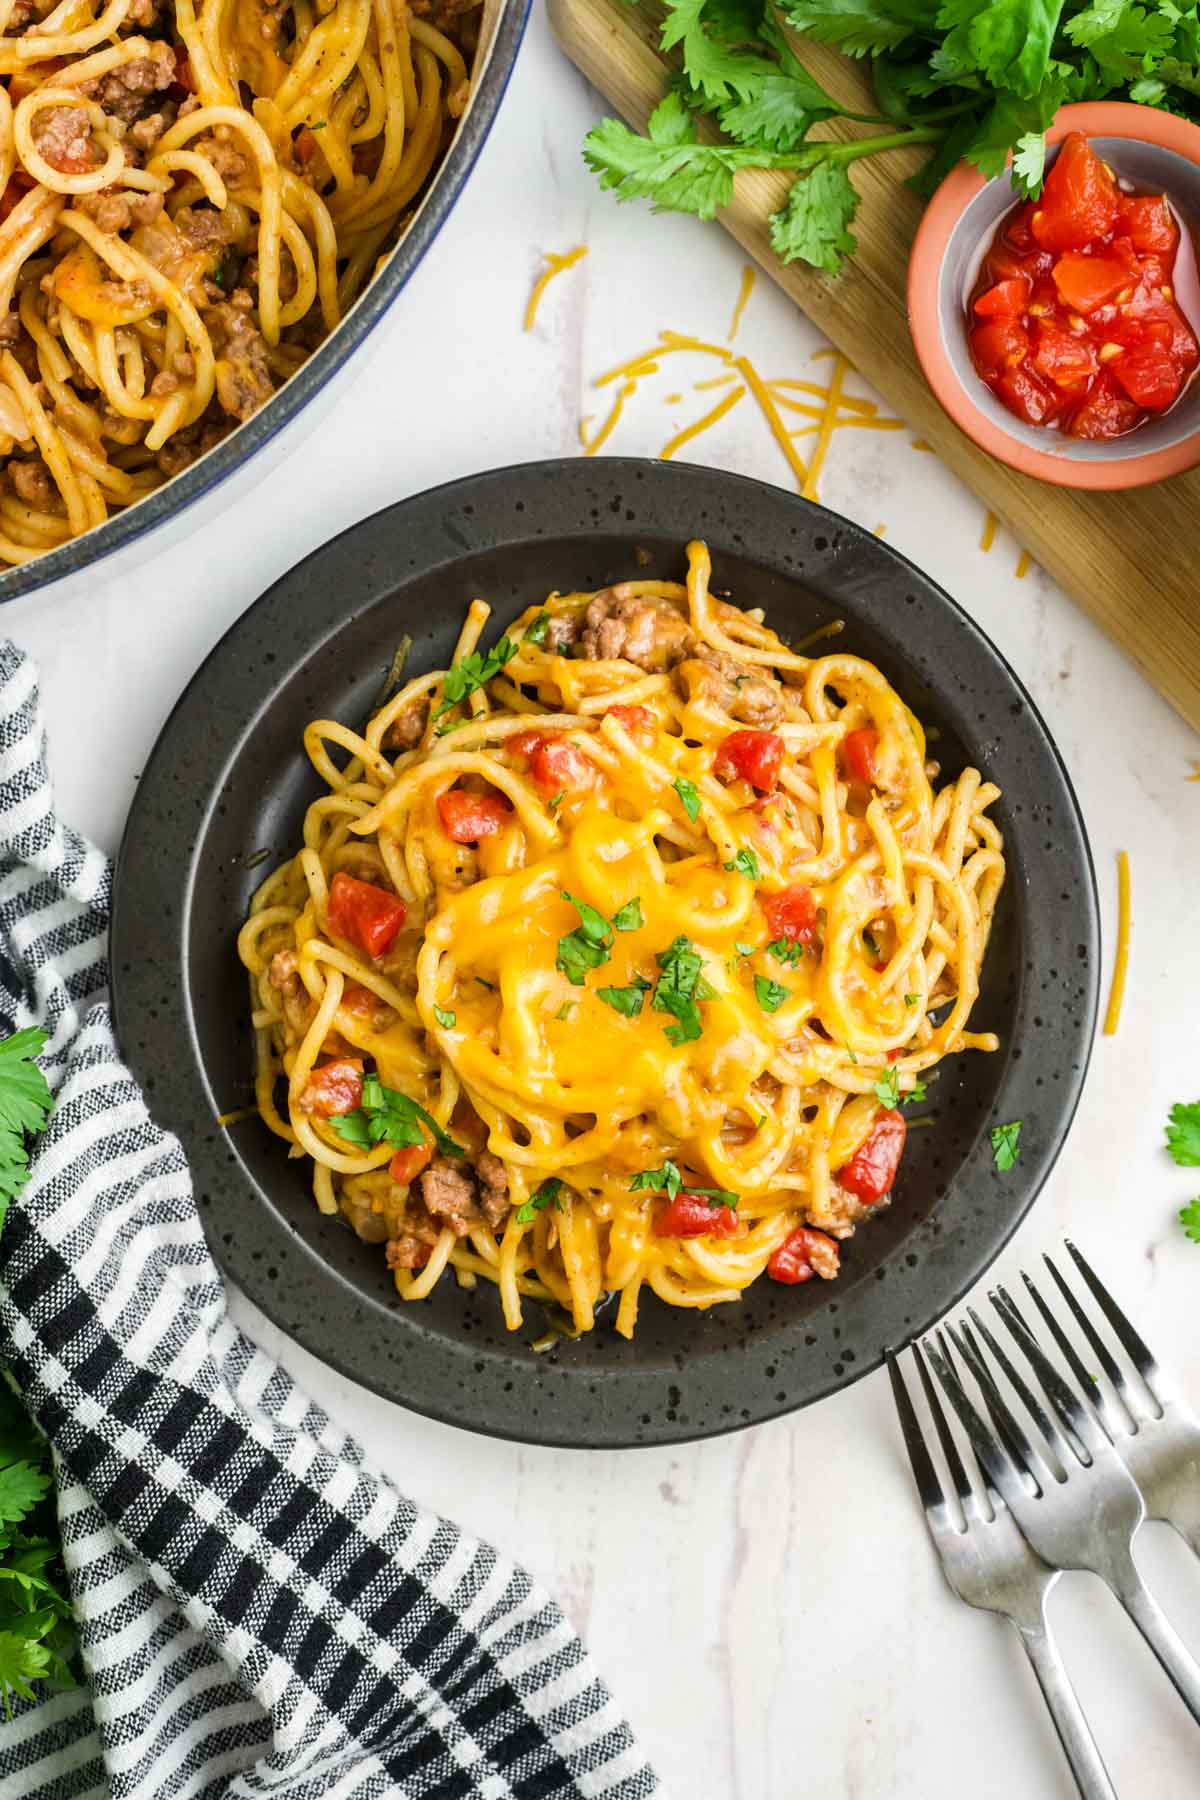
[910,1340,985,1519]
[990,1285,1104,1459]
[886,1348,946,1517]
[1064,1239,1160,1383]
[1025,1263,1119,1407]
[972,1297,1082,1464]
[924,1334,1030,1516]
[949,1320,1046,1491]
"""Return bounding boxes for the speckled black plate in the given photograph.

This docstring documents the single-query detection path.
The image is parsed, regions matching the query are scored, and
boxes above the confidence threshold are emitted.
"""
[110,458,1099,1448]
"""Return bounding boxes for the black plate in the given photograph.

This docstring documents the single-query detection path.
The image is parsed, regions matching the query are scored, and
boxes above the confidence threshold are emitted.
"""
[111,458,1099,1448]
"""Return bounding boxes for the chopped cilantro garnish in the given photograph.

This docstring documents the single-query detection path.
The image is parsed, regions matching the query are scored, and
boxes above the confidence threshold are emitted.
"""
[433,635,518,727]
[332,1073,465,1159]
[734,941,755,957]
[597,976,651,1018]
[547,791,566,811]
[904,993,918,1008]
[516,1177,565,1224]
[991,1120,1022,1172]
[767,935,804,967]
[524,611,552,647]
[754,975,787,1013]
[673,776,701,823]
[556,889,614,986]
[433,1006,456,1029]
[1179,1199,1200,1244]
[724,847,760,880]
[630,1158,737,1208]
[612,897,644,932]
[554,1001,576,1021]
[652,933,712,1045]
[873,1067,929,1109]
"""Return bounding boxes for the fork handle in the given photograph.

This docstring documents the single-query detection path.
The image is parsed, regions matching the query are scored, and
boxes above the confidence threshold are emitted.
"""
[1017,1623,1119,1800]
[1110,1553,1200,1725]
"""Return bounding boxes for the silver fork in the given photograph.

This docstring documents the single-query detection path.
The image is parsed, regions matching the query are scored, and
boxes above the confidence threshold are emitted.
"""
[887,1343,1117,1799]
[1022,1239,1200,1557]
[926,1307,1200,1726]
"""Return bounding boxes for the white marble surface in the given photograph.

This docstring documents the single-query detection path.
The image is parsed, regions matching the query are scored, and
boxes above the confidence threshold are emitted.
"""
[8,8,1200,1795]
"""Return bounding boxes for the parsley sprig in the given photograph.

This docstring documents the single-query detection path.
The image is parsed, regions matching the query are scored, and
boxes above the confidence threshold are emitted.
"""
[332,1073,465,1158]
[434,636,518,733]
[630,1158,738,1208]
[582,0,1192,277]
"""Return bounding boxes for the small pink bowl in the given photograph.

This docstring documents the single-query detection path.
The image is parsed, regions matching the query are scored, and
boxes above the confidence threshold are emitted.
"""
[908,102,1200,490]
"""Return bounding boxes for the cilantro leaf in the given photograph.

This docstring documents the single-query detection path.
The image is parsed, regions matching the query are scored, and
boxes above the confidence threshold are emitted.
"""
[332,1074,465,1159]
[779,0,920,59]
[631,1159,683,1199]
[754,974,788,1012]
[660,0,775,102]
[725,846,761,879]
[561,890,614,947]
[557,890,616,985]
[652,934,712,1044]
[612,897,644,931]
[434,635,518,723]
[0,1028,52,1234]
[597,977,651,1017]
[524,611,552,647]
[768,157,860,270]
[0,1460,51,1526]
[433,1007,456,1029]
[674,776,702,823]
[1179,1199,1200,1244]
[584,93,772,221]
[874,1066,901,1108]
[1166,1103,1200,1167]
[991,1120,1022,1172]
[766,935,804,966]
[735,940,756,956]
[554,1001,576,1021]
[516,1177,564,1224]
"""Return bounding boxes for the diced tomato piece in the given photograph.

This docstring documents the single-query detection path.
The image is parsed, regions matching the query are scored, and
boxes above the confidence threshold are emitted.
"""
[841,727,879,786]
[1124,276,1198,368]
[327,871,407,959]
[437,787,511,841]
[1052,253,1129,315]
[531,735,593,795]
[713,728,784,793]
[970,319,1029,376]
[340,983,380,1018]
[1003,202,1038,252]
[295,128,319,164]
[388,1142,433,1185]
[837,1108,906,1204]
[1031,324,1098,390]
[974,278,1029,319]
[507,728,546,758]
[605,703,656,738]
[760,884,817,944]
[1110,340,1183,411]
[994,361,1064,425]
[654,1194,740,1238]
[299,1059,363,1118]
[1032,132,1118,252]
[1067,373,1142,439]
[767,1225,838,1284]
[1117,194,1178,257]
[1106,235,1142,283]
[42,133,97,176]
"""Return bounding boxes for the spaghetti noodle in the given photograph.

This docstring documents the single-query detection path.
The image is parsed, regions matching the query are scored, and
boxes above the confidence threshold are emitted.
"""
[239,542,1007,1339]
[0,0,480,566]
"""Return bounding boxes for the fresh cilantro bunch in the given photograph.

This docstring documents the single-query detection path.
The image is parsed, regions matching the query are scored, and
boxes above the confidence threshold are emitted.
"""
[0,1029,74,1718]
[583,0,1200,274]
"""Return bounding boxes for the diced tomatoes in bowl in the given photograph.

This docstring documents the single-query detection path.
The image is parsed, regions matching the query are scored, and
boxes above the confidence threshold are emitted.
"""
[963,130,1199,444]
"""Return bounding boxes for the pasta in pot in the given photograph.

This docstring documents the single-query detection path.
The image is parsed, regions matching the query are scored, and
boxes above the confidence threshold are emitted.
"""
[0,0,479,565]
[238,541,1006,1340]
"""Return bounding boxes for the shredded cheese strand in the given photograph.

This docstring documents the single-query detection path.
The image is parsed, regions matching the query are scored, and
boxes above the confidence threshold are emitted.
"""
[660,385,745,459]
[524,244,588,333]
[1103,850,1131,1037]
[728,264,756,340]
[980,512,998,552]
[1015,550,1032,580]
[802,353,848,501]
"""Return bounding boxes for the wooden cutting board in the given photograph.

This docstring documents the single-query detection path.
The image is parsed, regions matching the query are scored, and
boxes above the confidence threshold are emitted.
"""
[548,0,1200,735]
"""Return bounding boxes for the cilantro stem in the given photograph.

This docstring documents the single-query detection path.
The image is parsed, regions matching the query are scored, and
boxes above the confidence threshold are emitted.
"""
[812,125,944,166]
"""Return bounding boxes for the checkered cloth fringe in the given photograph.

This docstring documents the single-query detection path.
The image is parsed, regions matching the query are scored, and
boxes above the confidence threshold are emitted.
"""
[0,644,659,1800]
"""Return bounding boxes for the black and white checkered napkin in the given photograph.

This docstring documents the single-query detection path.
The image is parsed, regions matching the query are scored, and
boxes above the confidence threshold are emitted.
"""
[0,645,659,1800]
